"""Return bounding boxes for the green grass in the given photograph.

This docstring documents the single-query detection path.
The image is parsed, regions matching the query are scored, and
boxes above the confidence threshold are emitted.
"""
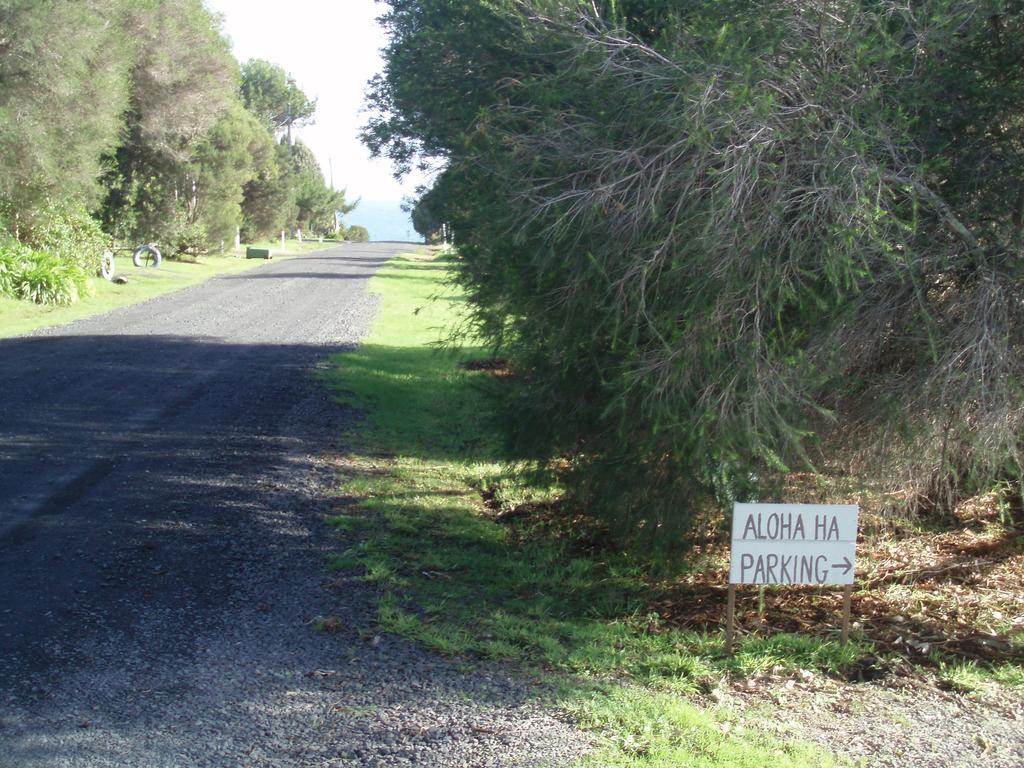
[569,683,835,767]
[323,253,847,766]
[934,658,1024,693]
[0,240,334,338]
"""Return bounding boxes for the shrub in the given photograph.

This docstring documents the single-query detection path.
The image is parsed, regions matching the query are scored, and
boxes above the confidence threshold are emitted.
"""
[345,225,370,242]
[8,249,91,306]
[19,200,108,274]
[0,240,27,296]
[167,220,209,260]
[1,203,103,305]
[372,1,1024,552]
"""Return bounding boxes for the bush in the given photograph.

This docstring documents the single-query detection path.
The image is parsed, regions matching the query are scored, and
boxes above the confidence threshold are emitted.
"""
[1,203,103,305]
[8,249,91,306]
[167,219,209,260]
[19,200,108,274]
[345,225,370,242]
[0,240,26,296]
[373,1,1024,551]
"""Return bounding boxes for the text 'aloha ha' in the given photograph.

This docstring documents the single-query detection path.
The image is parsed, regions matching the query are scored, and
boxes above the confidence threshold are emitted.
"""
[741,511,841,541]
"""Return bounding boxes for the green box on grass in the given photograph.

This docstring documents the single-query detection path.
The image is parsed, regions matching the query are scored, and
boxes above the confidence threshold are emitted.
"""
[245,247,272,259]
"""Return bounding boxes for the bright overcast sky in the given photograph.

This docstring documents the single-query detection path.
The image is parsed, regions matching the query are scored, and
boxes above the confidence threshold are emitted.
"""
[205,0,425,203]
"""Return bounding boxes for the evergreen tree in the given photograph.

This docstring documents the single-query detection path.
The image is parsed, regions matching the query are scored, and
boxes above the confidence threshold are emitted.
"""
[240,58,317,143]
[101,0,241,249]
[240,141,297,240]
[190,102,275,247]
[0,0,130,218]
[287,141,353,235]
[368,1,1024,547]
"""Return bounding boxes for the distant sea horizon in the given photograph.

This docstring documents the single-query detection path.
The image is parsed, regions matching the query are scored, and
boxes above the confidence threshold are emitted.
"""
[343,199,422,243]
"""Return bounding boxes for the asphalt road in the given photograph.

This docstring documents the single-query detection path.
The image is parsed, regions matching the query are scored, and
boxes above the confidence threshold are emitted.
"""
[0,244,584,767]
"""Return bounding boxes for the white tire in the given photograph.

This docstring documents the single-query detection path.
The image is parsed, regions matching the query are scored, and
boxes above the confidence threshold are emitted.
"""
[100,249,116,280]
[132,244,162,268]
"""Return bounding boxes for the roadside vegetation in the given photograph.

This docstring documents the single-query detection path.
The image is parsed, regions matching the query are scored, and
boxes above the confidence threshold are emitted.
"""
[0,0,369,310]
[364,0,1024,557]
[356,8,1024,748]
[326,253,863,766]
[327,245,1021,762]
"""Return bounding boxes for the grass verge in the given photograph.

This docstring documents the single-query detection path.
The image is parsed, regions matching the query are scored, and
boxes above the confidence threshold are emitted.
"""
[323,252,847,766]
[0,239,335,339]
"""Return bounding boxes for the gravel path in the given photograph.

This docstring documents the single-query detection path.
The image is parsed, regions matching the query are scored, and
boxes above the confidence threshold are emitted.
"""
[0,244,587,767]
[713,667,1024,767]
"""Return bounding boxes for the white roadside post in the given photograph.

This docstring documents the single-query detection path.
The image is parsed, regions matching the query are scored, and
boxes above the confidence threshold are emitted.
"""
[725,503,858,655]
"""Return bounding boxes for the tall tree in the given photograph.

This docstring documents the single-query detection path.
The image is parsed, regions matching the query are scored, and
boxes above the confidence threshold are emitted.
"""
[368,1,1024,548]
[189,102,274,246]
[240,140,297,240]
[286,140,353,235]
[240,58,316,144]
[0,0,131,220]
[101,0,239,247]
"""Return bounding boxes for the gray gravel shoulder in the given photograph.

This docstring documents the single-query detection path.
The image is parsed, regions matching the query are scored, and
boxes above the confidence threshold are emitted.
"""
[711,668,1024,767]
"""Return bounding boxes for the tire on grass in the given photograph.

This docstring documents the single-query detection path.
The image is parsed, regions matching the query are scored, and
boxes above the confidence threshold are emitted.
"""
[132,244,162,268]
[100,249,116,281]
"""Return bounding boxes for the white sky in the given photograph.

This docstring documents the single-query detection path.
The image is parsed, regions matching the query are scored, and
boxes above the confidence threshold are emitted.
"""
[205,0,425,203]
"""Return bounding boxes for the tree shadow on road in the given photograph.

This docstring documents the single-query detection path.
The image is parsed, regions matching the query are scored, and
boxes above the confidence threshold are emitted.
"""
[0,331,578,765]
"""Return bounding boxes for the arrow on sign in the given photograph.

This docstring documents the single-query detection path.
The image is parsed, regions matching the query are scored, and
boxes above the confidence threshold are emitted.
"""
[832,557,853,576]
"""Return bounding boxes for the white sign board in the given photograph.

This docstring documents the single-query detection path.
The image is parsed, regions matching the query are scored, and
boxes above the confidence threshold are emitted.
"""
[729,503,858,585]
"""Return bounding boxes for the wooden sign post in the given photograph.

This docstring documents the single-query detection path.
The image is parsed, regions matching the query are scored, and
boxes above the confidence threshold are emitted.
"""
[725,503,858,655]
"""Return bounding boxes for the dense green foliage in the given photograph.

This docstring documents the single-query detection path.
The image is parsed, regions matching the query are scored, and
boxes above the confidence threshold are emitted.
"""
[366,1,1024,549]
[0,0,131,213]
[100,0,243,250]
[17,201,109,274]
[238,59,352,240]
[0,240,91,306]
[344,225,371,243]
[239,141,297,241]
[0,0,353,304]
[286,141,354,236]
[240,58,317,140]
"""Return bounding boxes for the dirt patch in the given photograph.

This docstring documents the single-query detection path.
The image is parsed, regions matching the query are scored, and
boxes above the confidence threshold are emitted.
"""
[488,486,1023,669]
[461,357,515,378]
[651,506,1023,669]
